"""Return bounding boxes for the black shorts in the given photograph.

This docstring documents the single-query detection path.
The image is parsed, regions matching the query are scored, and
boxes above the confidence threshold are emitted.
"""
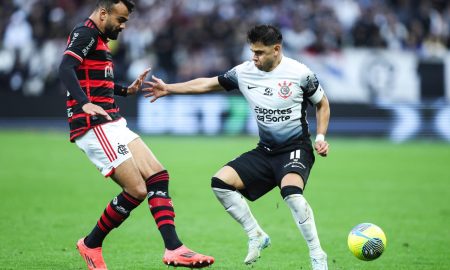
[226,142,315,201]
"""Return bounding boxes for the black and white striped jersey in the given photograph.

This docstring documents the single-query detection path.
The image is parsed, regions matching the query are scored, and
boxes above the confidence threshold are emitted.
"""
[218,55,324,151]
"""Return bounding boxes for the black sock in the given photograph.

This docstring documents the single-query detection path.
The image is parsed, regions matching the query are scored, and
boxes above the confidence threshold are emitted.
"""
[146,170,183,250]
[84,191,142,248]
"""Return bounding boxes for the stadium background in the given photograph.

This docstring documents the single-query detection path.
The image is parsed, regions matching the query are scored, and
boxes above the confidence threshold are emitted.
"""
[1,0,450,141]
[1,1,449,270]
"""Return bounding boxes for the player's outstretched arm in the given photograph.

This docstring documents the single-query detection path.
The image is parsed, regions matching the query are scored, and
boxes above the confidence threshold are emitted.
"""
[314,95,330,157]
[142,75,223,103]
[126,68,151,95]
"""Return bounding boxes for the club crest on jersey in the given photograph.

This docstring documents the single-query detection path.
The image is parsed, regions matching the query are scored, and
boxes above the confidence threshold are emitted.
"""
[105,64,114,79]
[278,81,292,99]
[117,144,128,155]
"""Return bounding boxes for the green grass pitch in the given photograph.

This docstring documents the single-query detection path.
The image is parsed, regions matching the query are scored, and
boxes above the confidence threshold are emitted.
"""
[0,131,449,269]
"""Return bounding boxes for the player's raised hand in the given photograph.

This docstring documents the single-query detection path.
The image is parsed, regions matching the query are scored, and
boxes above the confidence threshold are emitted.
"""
[82,103,112,120]
[126,68,151,95]
[314,140,329,157]
[142,75,169,102]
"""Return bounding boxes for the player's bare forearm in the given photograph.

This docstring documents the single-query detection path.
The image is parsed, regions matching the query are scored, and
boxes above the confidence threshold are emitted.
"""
[143,76,223,102]
[314,95,330,157]
[315,95,330,136]
[166,77,222,94]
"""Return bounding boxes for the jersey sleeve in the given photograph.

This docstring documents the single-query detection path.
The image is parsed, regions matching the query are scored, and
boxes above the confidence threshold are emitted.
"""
[63,27,98,63]
[300,69,324,105]
[218,67,239,91]
[59,54,90,106]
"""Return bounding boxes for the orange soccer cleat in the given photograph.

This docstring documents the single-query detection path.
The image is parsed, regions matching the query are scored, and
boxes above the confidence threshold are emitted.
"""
[76,238,108,270]
[163,245,215,268]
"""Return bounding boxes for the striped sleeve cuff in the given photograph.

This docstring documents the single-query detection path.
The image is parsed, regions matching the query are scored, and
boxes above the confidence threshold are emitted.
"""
[64,50,83,63]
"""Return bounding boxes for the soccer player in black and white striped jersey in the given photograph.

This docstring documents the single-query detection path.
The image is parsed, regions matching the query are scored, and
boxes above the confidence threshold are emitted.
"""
[144,24,330,270]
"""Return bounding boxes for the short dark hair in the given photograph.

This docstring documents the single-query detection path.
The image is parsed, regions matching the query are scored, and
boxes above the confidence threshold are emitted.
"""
[96,0,135,13]
[247,25,282,46]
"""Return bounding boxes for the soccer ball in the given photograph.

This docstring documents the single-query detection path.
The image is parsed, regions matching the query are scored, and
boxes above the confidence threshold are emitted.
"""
[347,223,387,261]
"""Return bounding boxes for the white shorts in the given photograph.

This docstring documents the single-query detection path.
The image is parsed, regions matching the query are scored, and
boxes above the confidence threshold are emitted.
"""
[75,118,139,177]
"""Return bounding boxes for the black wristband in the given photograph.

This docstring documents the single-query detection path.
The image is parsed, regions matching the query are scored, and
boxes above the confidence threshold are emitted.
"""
[114,84,128,96]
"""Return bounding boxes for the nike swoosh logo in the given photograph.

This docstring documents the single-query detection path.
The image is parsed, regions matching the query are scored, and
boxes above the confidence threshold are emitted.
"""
[298,217,310,225]
[247,86,257,89]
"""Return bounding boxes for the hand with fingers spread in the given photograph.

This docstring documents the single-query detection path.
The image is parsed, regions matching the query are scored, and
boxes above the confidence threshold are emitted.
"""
[126,68,151,95]
[142,75,170,102]
[82,103,112,120]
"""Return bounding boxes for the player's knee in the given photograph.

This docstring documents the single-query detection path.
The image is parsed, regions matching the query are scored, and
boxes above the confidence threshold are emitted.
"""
[125,183,147,200]
[211,177,236,191]
[280,185,303,200]
[282,185,310,221]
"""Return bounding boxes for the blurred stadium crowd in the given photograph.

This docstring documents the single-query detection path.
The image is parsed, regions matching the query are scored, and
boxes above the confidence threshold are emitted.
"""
[0,0,449,97]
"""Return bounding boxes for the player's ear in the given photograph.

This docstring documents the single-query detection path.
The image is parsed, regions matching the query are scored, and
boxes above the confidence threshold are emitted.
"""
[273,44,281,55]
[100,8,108,21]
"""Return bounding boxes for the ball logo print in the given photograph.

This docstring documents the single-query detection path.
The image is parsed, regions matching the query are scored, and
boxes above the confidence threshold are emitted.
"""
[264,87,273,96]
[347,223,387,261]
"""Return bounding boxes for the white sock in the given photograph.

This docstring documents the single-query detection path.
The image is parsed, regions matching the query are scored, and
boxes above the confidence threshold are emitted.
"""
[284,194,324,257]
[213,187,261,237]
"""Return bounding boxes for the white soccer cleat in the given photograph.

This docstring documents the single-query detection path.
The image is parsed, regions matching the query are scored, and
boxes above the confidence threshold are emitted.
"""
[311,252,328,270]
[244,231,271,265]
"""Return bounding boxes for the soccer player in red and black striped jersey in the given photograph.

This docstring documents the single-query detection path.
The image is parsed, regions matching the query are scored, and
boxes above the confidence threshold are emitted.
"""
[58,1,214,269]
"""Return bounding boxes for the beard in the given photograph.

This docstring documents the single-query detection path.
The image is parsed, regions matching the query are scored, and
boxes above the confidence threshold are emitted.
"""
[104,23,121,40]
[255,59,273,72]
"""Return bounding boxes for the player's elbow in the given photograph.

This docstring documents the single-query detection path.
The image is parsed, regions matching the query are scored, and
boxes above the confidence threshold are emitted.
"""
[199,77,221,93]
[316,96,330,120]
[59,55,80,80]
[58,61,69,77]
[58,62,66,79]
[318,95,330,111]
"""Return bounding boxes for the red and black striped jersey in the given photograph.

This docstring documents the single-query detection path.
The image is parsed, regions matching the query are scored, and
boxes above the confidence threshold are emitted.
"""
[63,19,122,141]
